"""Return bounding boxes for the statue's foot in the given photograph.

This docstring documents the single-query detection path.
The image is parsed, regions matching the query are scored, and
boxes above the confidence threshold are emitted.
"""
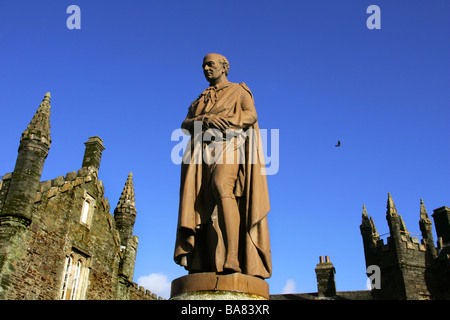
[223,261,241,273]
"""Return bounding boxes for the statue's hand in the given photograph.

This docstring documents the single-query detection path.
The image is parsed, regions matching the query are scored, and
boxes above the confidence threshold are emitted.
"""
[204,114,230,131]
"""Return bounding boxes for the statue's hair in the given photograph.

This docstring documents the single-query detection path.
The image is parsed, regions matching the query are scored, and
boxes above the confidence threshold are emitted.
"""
[218,55,230,76]
[205,53,230,76]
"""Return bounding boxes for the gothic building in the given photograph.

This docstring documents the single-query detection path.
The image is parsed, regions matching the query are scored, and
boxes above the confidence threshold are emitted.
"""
[0,93,160,300]
[360,194,450,299]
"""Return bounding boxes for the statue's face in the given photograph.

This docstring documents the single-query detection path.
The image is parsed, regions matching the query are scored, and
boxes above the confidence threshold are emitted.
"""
[202,54,225,83]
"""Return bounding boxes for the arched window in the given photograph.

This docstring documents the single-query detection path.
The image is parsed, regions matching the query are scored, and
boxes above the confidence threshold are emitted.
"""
[60,255,73,300]
[70,260,82,300]
[59,250,90,300]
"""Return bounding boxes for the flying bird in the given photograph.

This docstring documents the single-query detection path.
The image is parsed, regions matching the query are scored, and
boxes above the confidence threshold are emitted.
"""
[335,140,341,147]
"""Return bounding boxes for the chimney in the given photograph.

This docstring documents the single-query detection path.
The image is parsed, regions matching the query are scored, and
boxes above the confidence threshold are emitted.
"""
[315,256,336,298]
[433,206,450,250]
[82,136,105,171]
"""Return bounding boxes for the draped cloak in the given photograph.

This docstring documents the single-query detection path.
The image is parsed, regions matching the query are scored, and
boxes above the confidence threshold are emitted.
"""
[174,82,272,279]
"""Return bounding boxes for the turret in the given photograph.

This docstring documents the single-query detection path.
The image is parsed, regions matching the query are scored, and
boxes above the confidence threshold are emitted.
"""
[114,173,138,281]
[0,93,52,225]
[114,173,137,247]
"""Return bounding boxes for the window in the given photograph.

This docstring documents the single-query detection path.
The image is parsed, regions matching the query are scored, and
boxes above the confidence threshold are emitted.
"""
[80,199,90,224]
[70,260,82,300]
[80,191,95,227]
[60,256,72,300]
[60,250,90,300]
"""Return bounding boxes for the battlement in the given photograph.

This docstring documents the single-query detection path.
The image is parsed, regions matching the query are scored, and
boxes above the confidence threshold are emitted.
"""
[1,166,104,205]
[369,232,428,253]
[129,282,165,300]
[32,166,102,202]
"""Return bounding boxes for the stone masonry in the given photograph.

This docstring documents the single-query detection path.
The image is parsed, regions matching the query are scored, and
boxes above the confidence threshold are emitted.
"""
[360,194,450,300]
[0,93,161,300]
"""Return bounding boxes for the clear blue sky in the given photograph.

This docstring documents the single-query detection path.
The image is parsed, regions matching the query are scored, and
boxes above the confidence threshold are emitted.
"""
[0,1,449,298]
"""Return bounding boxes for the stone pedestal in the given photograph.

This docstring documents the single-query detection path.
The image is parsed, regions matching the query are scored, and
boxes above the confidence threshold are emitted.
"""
[170,272,269,300]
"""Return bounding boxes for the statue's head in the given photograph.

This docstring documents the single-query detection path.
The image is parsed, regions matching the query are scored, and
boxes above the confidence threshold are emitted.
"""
[202,53,229,84]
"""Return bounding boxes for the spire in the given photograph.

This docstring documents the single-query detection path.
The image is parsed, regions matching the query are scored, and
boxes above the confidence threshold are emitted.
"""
[386,193,398,217]
[114,173,137,247]
[419,199,431,222]
[420,199,437,258]
[386,193,403,241]
[361,204,379,241]
[20,92,52,148]
[361,204,371,226]
[115,173,136,215]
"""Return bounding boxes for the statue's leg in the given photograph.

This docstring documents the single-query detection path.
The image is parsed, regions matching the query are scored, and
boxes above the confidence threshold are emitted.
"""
[211,162,241,273]
[219,195,241,273]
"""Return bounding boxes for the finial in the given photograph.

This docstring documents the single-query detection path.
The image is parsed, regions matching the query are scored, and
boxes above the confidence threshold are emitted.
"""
[362,204,370,222]
[420,198,430,222]
[44,92,51,102]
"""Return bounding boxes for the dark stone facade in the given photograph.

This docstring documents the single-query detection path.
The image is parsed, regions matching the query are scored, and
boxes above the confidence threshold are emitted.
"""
[360,195,449,300]
[273,197,449,300]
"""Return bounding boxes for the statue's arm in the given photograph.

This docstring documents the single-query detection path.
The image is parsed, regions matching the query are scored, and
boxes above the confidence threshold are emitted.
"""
[181,101,205,133]
[239,91,257,129]
[181,114,203,132]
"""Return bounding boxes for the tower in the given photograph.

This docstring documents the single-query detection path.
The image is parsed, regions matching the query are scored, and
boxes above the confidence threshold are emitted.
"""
[360,194,442,299]
[0,92,52,225]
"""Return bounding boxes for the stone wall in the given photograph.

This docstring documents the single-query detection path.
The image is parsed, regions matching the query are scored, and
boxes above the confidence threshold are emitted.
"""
[0,168,161,300]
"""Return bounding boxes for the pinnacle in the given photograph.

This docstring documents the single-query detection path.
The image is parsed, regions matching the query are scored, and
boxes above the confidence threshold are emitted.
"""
[20,92,52,148]
[114,172,136,215]
[386,193,397,216]
[420,198,430,222]
[361,204,369,222]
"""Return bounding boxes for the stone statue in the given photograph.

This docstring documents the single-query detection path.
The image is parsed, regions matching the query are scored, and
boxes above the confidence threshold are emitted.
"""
[174,53,271,279]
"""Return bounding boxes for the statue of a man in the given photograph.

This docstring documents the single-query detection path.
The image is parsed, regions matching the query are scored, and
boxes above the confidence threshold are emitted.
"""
[174,53,271,279]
